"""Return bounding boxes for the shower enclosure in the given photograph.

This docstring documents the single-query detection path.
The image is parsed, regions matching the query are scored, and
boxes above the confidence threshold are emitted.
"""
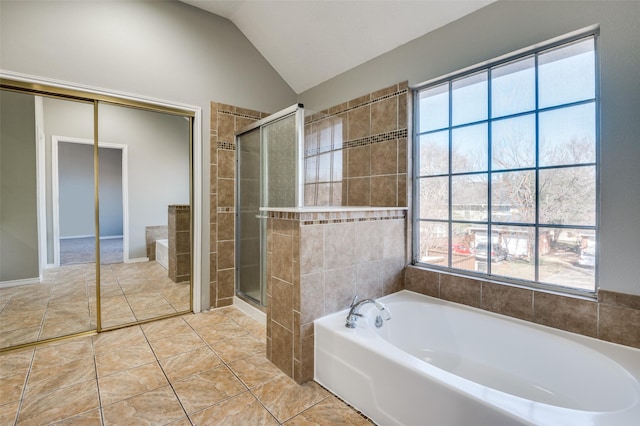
[235,104,304,306]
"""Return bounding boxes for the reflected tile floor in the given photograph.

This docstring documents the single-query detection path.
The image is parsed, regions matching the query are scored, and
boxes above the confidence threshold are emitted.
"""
[0,262,190,349]
[0,306,372,425]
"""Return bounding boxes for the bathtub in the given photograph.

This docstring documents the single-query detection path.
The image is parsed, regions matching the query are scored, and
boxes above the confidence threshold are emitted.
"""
[314,290,640,425]
[155,239,169,269]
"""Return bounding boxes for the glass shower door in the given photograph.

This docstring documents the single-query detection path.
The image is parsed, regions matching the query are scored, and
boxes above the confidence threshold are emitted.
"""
[236,128,262,304]
[263,115,299,208]
[236,105,303,306]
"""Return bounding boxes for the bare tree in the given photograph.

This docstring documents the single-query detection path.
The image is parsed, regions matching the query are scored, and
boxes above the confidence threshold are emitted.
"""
[418,132,595,262]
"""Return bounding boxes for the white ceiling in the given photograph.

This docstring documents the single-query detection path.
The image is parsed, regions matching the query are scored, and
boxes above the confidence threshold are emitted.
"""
[180,1,495,94]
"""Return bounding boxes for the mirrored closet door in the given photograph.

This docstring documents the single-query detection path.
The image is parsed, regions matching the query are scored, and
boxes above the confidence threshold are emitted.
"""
[0,90,97,349]
[97,103,191,330]
[1,80,194,350]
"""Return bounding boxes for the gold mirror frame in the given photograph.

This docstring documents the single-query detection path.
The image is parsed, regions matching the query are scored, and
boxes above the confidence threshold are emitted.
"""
[1,77,195,352]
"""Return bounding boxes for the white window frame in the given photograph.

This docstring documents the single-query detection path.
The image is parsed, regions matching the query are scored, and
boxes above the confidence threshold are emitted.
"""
[412,27,599,297]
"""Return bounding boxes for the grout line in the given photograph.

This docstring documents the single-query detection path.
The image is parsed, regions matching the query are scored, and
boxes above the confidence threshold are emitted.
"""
[140,318,193,425]
[5,294,364,425]
[315,383,376,424]
[184,307,282,424]
[90,332,106,426]
[12,347,36,426]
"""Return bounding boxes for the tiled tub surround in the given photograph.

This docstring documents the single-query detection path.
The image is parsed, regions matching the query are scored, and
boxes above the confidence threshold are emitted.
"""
[304,82,409,207]
[264,207,407,383]
[168,205,190,283]
[210,102,269,308]
[405,266,640,349]
[145,225,167,261]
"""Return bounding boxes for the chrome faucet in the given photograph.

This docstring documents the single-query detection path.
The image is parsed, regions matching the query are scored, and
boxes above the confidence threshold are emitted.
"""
[345,295,392,328]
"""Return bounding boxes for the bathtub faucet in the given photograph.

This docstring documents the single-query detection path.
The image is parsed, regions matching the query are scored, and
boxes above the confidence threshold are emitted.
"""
[345,295,392,328]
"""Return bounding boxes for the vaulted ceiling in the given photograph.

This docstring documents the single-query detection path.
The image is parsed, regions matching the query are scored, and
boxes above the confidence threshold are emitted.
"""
[180,1,495,93]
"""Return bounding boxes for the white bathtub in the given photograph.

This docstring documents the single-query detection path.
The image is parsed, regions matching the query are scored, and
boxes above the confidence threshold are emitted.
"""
[314,290,640,425]
[155,239,169,269]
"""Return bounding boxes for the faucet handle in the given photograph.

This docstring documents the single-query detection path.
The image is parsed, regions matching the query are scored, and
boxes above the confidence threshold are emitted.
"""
[350,295,358,308]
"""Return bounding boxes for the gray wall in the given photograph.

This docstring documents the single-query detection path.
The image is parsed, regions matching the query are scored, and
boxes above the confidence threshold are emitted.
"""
[299,0,640,297]
[58,143,123,239]
[97,147,124,237]
[58,142,95,238]
[0,91,39,281]
[41,98,94,263]
[43,98,189,260]
[0,0,297,307]
[99,104,189,259]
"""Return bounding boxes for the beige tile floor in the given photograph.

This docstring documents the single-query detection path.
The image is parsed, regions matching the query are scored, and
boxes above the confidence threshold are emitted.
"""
[0,305,372,425]
[0,262,190,350]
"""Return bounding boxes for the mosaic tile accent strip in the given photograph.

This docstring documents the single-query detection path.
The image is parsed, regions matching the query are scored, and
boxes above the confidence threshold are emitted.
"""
[305,86,409,125]
[168,205,190,211]
[217,207,235,213]
[344,129,408,150]
[264,209,406,224]
[303,128,408,157]
[219,109,262,120]
[217,141,236,151]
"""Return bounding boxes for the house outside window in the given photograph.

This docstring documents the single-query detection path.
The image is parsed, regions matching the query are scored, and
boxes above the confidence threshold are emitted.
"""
[413,32,598,294]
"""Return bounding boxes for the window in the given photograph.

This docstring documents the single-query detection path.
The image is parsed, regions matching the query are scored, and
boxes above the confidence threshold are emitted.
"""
[413,33,597,294]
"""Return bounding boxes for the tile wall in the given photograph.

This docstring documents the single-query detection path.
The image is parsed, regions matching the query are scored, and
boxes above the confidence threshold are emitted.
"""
[405,266,640,349]
[211,76,639,387]
[168,205,190,283]
[265,209,407,383]
[210,103,269,308]
[145,225,167,261]
[304,82,409,207]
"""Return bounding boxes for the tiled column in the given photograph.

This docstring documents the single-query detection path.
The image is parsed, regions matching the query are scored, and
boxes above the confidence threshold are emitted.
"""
[168,205,190,283]
[266,216,297,377]
[145,225,168,261]
[266,209,407,384]
[210,102,268,308]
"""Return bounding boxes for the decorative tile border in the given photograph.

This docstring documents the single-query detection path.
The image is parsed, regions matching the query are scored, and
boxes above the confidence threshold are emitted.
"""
[217,141,236,150]
[305,86,409,125]
[219,108,262,120]
[303,128,408,158]
[217,207,235,213]
[264,209,406,224]
[344,128,408,150]
[168,204,190,211]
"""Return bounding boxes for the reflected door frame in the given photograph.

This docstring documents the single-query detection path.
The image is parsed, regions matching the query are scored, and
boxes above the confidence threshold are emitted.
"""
[48,136,129,267]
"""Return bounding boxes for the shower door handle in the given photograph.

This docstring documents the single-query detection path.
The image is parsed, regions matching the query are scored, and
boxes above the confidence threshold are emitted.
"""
[255,215,268,219]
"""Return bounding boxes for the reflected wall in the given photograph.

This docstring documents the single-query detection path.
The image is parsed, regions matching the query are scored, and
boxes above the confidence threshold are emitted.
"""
[0,90,38,282]
[1,90,97,349]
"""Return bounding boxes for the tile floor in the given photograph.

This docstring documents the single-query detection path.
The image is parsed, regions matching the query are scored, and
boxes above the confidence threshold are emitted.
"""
[0,262,190,350]
[0,305,372,425]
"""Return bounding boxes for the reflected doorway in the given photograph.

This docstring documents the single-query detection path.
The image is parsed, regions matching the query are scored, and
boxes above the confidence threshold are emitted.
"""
[55,140,125,266]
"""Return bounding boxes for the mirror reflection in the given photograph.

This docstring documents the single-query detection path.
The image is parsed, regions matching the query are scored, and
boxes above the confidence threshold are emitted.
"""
[97,103,191,329]
[1,91,96,348]
[0,89,192,350]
